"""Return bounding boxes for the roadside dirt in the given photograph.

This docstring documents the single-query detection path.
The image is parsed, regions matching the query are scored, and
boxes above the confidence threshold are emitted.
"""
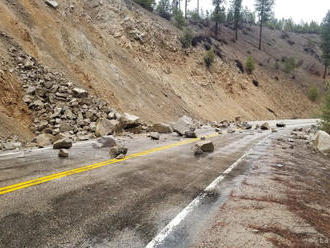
[192,132,330,248]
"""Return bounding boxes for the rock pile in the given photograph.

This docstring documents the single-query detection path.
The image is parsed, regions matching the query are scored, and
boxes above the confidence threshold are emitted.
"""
[6,45,143,148]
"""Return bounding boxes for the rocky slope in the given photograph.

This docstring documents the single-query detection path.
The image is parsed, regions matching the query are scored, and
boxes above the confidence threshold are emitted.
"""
[0,0,325,148]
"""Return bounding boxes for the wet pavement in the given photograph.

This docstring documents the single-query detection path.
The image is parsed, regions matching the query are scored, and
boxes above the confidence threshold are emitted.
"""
[0,119,320,248]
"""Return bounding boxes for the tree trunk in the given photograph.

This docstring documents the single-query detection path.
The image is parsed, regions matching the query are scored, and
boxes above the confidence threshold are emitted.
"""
[324,64,328,80]
[235,20,238,40]
[215,21,218,37]
[185,0,187,19]
[197,0,199,16]
[259,20,263,50]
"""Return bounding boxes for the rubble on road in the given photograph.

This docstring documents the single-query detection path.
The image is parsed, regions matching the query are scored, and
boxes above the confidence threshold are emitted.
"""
[150,132,160,140]
[184,130,197,138]
[110,145,128,159]
[276,122,286,128]
[261,122,270,130]
[58,149,69,158]
[193,141,215,155]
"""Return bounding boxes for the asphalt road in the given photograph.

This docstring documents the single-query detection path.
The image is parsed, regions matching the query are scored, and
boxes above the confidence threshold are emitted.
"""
[0,119,318,248]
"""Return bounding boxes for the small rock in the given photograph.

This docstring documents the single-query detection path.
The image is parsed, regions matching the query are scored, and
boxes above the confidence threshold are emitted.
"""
[110,145,128,158]
[119,113,140,129]
[271,128,278,133]
[184,130,197,138]
[193,145,204,156]
[261,122,270,130]
[58,149,69,158]
[72,87,88,98]
[150,132,160,140]
[276,122,286,128]
[45,0,59,9]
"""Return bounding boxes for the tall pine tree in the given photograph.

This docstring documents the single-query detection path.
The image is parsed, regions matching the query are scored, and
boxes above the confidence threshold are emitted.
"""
[321,11,330,80]
[212,0,225,37]
[255,0,274,50]
[232,0,242,40]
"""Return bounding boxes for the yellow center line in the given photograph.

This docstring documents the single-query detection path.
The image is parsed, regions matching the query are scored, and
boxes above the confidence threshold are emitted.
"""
[0,133,219,196]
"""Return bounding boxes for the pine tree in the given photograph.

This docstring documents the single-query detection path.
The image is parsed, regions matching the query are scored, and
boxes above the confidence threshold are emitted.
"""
[321,11,330,80]
[255,0,274,50]
[212,0,225,37]
[157,0,171,20]
[232,0,242,40]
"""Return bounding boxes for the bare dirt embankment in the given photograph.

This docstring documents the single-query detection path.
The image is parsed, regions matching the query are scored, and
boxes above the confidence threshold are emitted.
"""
[0,0,324,140]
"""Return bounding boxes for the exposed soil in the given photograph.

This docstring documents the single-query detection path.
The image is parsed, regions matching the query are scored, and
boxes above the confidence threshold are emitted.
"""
[0,0,324,140]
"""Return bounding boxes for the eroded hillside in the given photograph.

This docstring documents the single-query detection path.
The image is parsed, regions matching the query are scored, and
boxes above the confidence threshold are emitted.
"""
[0,0,325,142]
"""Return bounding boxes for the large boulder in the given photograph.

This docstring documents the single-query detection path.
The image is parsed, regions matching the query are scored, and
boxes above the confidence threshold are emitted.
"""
[119,113,140,129]
[313,131,330,155]
[150,132,160,140]
[53,138,72,149]
[95,119,121,137]
[173,115,193,136]
[34,133,55,148]
[152,123,172,133]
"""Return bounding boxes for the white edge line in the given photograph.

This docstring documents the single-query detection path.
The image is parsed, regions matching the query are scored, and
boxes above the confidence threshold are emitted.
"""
[145,134,271,248]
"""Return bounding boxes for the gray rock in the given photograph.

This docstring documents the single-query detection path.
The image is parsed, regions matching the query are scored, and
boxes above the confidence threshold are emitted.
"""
[193,145,204,156]
[152,123,173,133]
[150,132,160,140]
[93,136,116,148]
[109,145,128,158]
[184,130,197,138]
[58,149,69,158]
[276,122,286,128]
[119,113,140,129]
[195,141,214,153]
[261,122,270,130]
[95,119,120,137]
[72,87,88,98]
[45,0,59,9]
[313,131,330,155]
[53,138,72,149]
[173,116,193,136]
[34,133,54,148]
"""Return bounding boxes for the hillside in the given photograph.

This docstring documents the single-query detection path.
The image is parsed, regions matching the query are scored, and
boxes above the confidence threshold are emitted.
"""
[0,0,326,145]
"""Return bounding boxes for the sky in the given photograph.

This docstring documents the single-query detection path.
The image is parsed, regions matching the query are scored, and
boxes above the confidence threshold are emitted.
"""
[187,0,330,24]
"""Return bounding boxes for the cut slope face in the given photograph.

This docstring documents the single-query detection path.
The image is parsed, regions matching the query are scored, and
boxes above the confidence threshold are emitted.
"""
[0,0,321,140]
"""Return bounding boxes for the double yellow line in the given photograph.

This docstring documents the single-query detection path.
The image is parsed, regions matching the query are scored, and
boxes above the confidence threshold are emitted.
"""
[0,133,219,196]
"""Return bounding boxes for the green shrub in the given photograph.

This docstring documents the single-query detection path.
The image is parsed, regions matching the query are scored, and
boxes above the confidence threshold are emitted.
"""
[134,0,155,11]
[174,10,185,29]
[204,49,215,68]
[156,0,171,20]
[284,57,296,73]
[180,29,193,48]
[308,85,319,102]
[321,92,330,134]
[245,56,256,74]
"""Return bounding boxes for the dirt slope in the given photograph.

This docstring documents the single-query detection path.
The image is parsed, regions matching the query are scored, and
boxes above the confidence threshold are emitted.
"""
[0,0,324,140]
